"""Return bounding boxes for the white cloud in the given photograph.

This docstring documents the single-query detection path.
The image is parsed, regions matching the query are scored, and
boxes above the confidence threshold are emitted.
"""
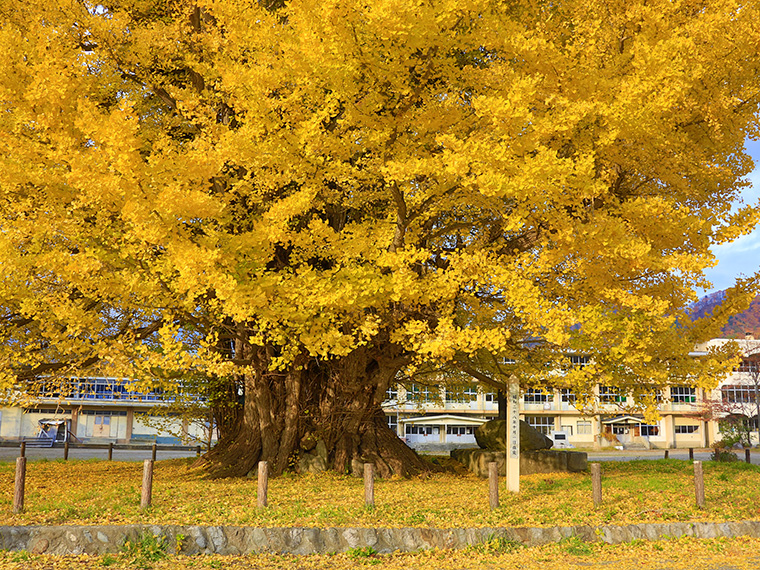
[699,140,760,294]
[713,230,760,255]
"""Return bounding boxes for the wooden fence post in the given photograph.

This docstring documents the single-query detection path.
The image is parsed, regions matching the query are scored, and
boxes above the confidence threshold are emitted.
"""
[19,442,25,459]
[591,462,602,507]
[151,443,157,462]
[664,449,669,459]
[364,463,375,508]
[108,442,113,461]
[141,459,153,510]
[257,461,268,508]
[13,457,26,514]
[745,448,751,464]
[64,440,69,461]
[196,445,201,457]
[488,461,499,510]
[694,460,705,509]
[689,448,694,461]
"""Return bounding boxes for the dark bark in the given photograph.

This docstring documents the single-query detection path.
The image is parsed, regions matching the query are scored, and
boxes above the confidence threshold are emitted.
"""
[200,341,431,478]
[497,390,507,420]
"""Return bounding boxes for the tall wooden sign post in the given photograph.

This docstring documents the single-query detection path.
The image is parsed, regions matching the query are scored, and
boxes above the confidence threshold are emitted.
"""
[506,378,520,493]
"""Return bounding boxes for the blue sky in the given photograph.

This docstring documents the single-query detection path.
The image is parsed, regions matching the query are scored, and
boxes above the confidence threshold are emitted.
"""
[699,138,760,296]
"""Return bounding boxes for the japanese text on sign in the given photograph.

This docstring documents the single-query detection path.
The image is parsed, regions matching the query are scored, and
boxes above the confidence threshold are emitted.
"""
[509,391,519,459]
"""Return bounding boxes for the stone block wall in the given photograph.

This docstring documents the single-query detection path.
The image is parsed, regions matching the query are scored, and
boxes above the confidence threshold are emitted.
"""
[2,521,760,556]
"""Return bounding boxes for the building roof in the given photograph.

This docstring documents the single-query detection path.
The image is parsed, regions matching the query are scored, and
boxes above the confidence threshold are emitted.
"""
[399,414,490,425]
[601,415,645,425]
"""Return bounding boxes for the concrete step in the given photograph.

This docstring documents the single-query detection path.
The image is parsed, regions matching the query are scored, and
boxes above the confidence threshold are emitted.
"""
[22,438,55,448]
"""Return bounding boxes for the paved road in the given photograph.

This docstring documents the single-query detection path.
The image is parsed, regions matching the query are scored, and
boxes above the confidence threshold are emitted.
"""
[0,446,200,462]
[1,446,755,465]
[586,448,760,465]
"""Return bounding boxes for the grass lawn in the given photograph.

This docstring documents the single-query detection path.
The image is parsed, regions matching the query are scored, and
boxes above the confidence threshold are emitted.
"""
[0,536,758,569]
[0,457,758,528]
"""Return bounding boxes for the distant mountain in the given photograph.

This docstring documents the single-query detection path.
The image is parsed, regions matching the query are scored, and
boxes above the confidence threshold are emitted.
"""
[689,290,727,321]
[690,289,760,338]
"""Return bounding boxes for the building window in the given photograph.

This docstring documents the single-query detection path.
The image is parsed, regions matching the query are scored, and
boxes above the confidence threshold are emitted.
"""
[567,355,590,367]
[386,414,398,433]
[525,415,555,435]
[386,386,398,401]
[485,392,497,402]
[446,426,474,435]
[446,385,478,403]
[722,385,757,403]
[599,386,624,404]
[560,424,573,436]
[675,425,699,434]
[577,421,592,434]
[94,415,111,427]
[671,386,696,403]
[524,388,550,404]
[642,390,663,403]
[737,359,760,373]
[639,423,659,437]
[407,384,435,403]
[23,409,72,415]
[405,425,433,435]
[67,377,171,402]
[560,389,576,404]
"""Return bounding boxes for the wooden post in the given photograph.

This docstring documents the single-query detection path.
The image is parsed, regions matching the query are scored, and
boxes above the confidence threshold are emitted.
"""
[151,443,157,462]
[13,457,26,514]
[196,445,201,457]
[591,462,602,507]
[664,449,669,459]
[19,442,25,458]
[689,447,694,461]
[108,442,113,461]
[364,463,375,508]
[745,448,751,464]
[140,459,153,510]
[257,461,268,508]
[488,461,499,510]
[506,378,520,493]
[64,440,69,461]
[694,460,705,509]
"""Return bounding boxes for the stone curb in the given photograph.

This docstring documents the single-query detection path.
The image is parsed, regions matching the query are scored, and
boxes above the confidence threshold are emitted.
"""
[2,521,760,556]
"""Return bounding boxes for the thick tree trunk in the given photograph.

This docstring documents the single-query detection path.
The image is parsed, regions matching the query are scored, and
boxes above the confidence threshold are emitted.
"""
[497,390,507,420]
[200,341,431,478]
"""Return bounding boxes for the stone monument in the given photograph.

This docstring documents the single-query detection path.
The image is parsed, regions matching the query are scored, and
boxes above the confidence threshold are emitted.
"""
[450,419,588,477]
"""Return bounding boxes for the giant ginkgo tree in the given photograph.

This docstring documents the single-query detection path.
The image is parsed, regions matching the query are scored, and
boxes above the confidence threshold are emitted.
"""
[1,0,759,477]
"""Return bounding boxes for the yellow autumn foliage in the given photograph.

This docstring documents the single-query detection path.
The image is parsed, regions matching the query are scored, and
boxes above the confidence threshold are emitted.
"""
[1,0,760,475]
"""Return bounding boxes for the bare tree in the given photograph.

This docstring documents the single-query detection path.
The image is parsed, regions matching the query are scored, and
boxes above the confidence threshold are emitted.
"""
[739,340,760,446]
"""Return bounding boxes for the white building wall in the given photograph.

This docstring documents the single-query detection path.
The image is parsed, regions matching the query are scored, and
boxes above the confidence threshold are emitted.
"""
[0,408,23,440]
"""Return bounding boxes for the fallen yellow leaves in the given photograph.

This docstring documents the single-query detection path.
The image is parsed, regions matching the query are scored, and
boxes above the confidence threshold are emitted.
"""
[0,457,758,529]
[0,536,758,569]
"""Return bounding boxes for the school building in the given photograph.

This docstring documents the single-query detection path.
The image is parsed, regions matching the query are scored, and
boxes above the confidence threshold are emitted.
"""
[2,338,759,450]
[383,338,760,450]
[0,377,211,446]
